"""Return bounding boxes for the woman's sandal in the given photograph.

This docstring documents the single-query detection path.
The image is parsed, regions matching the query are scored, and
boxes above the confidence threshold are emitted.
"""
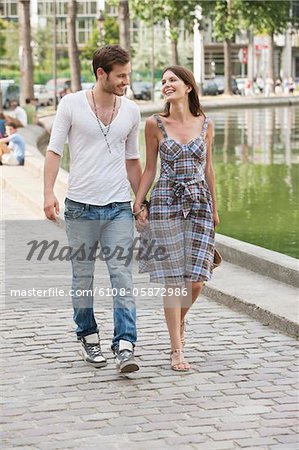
[180,319,186,348]
[170,349,190,372]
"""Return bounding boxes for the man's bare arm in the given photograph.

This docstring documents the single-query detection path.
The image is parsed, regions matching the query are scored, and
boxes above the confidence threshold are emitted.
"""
[44,151,61,221]
[126,158,143,196]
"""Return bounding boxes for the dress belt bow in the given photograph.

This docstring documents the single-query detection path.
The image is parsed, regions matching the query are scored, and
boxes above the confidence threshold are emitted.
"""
[167,178,201,218]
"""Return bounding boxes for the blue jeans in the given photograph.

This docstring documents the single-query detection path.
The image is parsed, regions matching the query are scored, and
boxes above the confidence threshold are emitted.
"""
[64,198,137,349]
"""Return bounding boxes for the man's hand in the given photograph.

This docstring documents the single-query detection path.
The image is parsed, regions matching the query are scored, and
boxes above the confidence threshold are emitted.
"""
[134,207,149,233]
[44,193,60,221]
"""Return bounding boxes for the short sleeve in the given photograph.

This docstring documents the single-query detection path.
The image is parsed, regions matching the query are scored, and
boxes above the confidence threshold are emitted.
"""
[47,96,72,156]
[125,107,141,159]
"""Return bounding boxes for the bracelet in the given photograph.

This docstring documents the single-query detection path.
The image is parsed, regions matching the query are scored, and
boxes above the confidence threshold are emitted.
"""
[132,206,145,217]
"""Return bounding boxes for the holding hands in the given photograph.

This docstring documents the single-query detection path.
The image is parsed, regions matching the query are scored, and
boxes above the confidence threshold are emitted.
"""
[133,202,149,233]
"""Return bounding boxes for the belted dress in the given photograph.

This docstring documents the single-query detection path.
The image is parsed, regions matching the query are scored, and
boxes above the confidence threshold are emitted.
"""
[139,114,215,285]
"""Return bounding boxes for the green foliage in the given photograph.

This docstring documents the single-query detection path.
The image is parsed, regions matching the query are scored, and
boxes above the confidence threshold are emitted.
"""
[211,0,242,42]
[33,26,53,73]
[81,15,119,60]
[81,24,99,60]
[131,0,197,43]
[1,19,19,69]
[0,18,7,59]
[103,15,119,45]
[240,0,291,34]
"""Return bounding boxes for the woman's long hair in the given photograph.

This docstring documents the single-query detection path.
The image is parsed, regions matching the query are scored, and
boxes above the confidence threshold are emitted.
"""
[161,65,205,118]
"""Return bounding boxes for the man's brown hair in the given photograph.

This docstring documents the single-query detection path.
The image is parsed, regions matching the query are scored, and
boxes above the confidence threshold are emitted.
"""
[92,45,130,79]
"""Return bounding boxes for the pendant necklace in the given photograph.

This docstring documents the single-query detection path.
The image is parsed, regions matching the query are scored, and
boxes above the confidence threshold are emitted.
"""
[91,88,116,153]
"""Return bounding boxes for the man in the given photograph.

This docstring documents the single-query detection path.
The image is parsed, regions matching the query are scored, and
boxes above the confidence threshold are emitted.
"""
[44,45,142,373]
[8,101,28,127]
[0,120,25,166]
[24,98,37,125]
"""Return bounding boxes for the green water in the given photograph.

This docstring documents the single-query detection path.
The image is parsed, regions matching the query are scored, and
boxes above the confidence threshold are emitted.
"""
[210,106,299,259]
[61,105,299,258]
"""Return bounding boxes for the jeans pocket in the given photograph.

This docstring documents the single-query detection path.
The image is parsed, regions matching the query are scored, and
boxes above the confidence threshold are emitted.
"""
[64,199,85,219]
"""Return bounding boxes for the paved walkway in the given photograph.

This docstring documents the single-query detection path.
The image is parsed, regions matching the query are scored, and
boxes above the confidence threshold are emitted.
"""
[1,194,298,449]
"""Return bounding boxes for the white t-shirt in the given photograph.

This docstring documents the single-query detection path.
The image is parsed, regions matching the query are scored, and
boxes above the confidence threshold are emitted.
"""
[10,106,28,127]
[48,90,140,205]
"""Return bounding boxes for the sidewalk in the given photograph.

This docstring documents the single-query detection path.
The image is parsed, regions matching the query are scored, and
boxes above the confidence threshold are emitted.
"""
[1,198,299,450]
[38,93,299,123]
[1,125,298,449]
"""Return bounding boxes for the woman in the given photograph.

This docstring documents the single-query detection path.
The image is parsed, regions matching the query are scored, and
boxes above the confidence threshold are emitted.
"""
[134,66,219,372]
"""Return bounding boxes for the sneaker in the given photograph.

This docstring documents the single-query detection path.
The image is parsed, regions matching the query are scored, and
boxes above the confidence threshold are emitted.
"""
[79,333,107,368]
[114,339,139,374]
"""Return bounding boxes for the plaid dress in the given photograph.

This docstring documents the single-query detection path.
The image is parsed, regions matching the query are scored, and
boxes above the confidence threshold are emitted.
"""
[139,114,215,285]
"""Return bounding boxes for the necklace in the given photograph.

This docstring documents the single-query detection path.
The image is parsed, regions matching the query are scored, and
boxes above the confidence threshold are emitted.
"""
[91,88,116,153]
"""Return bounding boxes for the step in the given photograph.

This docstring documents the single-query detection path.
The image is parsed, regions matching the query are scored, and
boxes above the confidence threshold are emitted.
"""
[1,164,67,218]
[215,234,299,288]
[203,261,299,338]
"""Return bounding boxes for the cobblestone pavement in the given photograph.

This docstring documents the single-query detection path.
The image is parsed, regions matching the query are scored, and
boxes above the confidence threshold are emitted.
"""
[1,221,299,450]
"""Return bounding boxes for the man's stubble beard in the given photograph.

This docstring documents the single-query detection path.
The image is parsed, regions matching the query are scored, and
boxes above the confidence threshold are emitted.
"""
[104,77,126,97]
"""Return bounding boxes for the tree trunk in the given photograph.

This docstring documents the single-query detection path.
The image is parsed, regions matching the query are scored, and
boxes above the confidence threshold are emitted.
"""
[67,0,81,92]
[171,40,179,65]
[118,0,130,54]
[268,32,275,90]
[224,38,233,95]
[18,0,34,105]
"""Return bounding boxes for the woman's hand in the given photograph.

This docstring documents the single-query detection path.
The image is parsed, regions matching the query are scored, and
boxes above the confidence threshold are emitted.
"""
[213,210,220,227]
[133,203,149,232]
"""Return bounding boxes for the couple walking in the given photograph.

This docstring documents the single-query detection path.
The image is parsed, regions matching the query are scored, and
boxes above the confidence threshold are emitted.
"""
[44,45,219,374]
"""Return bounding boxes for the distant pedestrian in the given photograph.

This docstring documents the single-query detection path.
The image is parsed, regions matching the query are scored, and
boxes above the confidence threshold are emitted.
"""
[275,78,283,95]
[283,78,289,94]
[244,79,253,96]
[24,98,37,125]
[8,101,28,127]
[265,77,274,97]
[288,77,296,95]
[0,119,25,166]
[0,112,6,138]
[256,76,264,94]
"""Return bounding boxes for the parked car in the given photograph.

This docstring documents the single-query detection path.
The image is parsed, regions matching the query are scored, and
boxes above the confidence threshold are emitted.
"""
[45,78,71,100]
[131,81,151,100]
[0,80,20,109]
[202,79,219,96]
[213,76,240,95]
[34,84,53,106]
[154,80,164,100]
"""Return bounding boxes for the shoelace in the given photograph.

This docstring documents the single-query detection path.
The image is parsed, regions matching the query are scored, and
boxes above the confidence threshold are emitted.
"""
[85,342,103,357]
[118,349,132,361]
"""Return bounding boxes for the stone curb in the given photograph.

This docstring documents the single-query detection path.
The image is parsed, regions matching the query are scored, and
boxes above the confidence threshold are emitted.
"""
[203,284,299,339]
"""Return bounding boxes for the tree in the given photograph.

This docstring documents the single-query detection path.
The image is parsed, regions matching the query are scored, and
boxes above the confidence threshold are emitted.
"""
[131,0,197,65]
[67,0,81,92]
[118,0,130,53]
[210,0,241,95]
[241,0,291,90]
[0,19,6,59]
[18,0,34,104]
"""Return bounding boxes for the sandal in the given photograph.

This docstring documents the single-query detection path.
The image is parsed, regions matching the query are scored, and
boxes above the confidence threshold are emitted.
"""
[180,319,186,347]
[170,349,190,372]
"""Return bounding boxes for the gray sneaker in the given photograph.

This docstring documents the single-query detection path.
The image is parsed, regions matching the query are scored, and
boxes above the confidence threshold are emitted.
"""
[114,339,139,373]
[79,333,107,368]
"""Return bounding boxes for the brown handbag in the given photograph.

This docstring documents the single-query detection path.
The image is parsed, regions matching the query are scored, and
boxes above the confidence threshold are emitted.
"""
[213,248,222,269]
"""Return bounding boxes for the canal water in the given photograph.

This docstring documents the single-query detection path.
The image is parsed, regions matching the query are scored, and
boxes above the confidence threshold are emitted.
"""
[60,105,299,259]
